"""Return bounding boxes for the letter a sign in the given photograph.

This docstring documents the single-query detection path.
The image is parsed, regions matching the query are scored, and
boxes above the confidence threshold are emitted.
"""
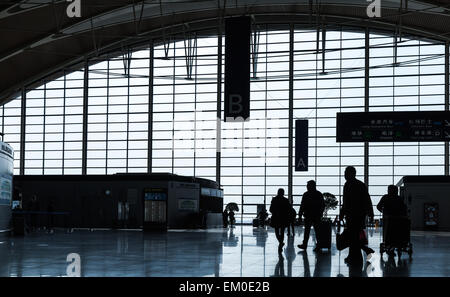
[295,120,308,171]
[224,17,250,122]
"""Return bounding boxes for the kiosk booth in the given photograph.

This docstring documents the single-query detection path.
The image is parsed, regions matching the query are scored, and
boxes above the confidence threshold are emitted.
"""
[13,173,223,230]
[397,176,450,231]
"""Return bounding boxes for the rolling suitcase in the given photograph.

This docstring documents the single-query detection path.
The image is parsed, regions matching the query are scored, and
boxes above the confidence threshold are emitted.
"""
[315,220,331,249]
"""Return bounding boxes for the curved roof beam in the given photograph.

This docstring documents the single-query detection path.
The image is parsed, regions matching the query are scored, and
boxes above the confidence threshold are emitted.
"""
[1,0,450,104]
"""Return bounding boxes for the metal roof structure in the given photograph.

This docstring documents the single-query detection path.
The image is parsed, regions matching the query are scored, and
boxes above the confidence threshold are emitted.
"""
[0,0,449,104]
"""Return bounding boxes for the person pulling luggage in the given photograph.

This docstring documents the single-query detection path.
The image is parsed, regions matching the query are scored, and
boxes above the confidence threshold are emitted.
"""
[377,185,408,257]
[377,185,407,217]
[297,180,325,251]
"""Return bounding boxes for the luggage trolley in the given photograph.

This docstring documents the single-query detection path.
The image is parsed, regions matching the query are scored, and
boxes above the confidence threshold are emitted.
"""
[379,214,413,258]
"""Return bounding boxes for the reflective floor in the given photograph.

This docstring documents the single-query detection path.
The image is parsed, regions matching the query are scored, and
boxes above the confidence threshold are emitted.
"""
[0,225,449,277]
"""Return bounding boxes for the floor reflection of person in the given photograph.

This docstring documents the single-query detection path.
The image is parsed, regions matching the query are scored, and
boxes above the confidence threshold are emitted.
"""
[257,208,269,227]
[224,227,238,247]
[300,250,311,277]
[221,227,228,242]
[313,252,332,277]
[284,236,296,277]
[254,227,268,248]
[272,255,285,277]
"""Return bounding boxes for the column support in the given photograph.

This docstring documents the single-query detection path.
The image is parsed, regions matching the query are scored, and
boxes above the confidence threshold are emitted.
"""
[148,41,154,173]
[288,23,294,204]
[445,41,449,175]
[216,26,223,185]
[19,87,26,175]
[81,60,89,175]
[364,27,370,185]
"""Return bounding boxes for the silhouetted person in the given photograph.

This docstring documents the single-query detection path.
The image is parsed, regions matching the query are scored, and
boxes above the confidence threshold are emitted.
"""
[298,180,325,251]
[377,185,407,217]
[270,188,291,254]
[47,198,55,233]
[287,205,296,236]
[229,210,235,226]
[222,209,229,228]
[377,185,408,257]
[340,166,374,265]
[29,195,39,231]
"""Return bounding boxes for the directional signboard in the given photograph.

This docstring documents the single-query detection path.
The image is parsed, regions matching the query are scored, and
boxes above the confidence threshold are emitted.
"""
[224,16,251,122]
[336,111,450,142]
[295,120,308,171]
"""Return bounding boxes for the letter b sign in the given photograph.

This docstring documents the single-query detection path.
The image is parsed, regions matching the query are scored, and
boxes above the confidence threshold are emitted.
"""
[224,17,250,122]
[225,93,249,122]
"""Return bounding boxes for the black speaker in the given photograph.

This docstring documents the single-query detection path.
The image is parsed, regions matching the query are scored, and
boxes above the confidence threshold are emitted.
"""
[224,16,251,122]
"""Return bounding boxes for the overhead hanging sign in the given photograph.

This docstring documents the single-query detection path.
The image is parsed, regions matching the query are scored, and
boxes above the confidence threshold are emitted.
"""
[336,111,450,142]
[224,16,251,122]
[295,120,308,171]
